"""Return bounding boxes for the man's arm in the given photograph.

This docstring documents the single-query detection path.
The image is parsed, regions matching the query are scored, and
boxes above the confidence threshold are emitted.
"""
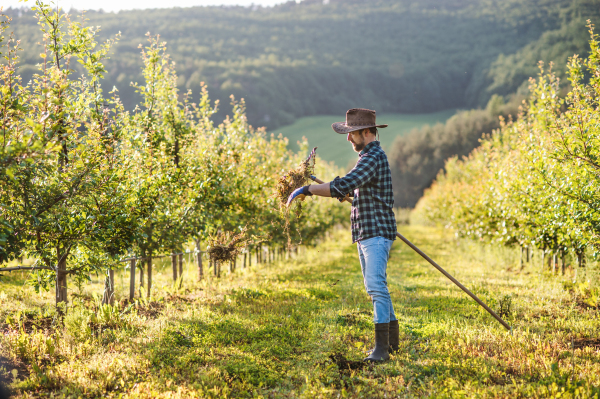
[307,183,331,197]
[287,181,349,206]
[329,153,377,198]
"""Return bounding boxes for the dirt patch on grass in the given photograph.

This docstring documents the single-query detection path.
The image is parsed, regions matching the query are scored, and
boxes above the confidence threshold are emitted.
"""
[135,301,165,319]
[165,292,194,304]
[1,311,57,334]
[575,298,599,311]
[335,309,371,327]
[0,354,30,389]
[574,338,600,349]
[328,353,366,372]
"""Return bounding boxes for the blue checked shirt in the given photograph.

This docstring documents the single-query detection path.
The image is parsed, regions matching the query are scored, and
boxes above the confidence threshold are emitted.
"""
[330,141,397,243]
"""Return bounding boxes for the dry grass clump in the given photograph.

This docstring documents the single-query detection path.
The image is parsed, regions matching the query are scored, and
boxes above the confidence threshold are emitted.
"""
[207,228,252,264]
[275,147,317,210]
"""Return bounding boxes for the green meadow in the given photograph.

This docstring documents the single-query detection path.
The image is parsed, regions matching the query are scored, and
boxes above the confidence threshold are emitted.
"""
[272,110,457,169]
[2,225,599,398]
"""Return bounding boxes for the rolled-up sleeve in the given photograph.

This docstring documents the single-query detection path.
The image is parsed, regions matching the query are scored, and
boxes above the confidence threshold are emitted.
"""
[330,154,378,199]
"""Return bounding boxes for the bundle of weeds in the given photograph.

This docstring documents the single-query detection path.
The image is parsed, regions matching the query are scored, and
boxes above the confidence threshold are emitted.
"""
[207,228,252,264]
[274,148,317,248]
[275,147,317,212]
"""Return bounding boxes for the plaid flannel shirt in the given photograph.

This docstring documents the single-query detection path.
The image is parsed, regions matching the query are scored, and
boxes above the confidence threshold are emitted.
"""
[330,141,397,243]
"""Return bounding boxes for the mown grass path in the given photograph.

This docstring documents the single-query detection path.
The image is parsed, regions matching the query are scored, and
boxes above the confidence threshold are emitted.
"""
[2,226,600,398]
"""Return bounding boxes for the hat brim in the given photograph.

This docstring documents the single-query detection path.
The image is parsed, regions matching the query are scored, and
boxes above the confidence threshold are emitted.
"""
[331,122,388,134]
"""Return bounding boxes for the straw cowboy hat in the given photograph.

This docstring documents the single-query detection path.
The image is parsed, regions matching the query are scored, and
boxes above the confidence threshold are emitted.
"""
[331,108,388,134]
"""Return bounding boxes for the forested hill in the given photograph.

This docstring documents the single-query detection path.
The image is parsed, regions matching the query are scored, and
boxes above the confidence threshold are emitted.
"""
[4,0,595,130]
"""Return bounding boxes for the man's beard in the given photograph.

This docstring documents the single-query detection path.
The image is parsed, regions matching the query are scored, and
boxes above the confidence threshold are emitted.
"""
[352,142,365,152]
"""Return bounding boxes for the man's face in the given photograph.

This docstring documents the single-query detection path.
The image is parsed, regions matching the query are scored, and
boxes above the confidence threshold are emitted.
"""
[347,129,367,152]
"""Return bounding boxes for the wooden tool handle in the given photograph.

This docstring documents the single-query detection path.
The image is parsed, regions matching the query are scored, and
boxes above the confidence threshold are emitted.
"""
[308,174,511,331]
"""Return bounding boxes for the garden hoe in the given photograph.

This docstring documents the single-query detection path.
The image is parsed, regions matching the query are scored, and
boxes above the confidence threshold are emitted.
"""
[308,173,512,332]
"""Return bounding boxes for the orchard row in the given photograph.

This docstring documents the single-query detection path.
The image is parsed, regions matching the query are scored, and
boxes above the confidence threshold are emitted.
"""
[416,22,600,277]
[0,2,346,305]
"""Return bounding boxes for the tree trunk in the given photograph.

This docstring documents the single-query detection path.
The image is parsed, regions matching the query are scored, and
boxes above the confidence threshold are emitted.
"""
[520,246,523,269]
[552,252,557,274]
[541,250,545,273]
[129,259,136,301]
[578,251,586,269]
[140,249,145,288]
[171,254,178,281]
[195,240,203,281]
[55,248,68,309]
[243,252,247,269]
[103,268,115,305]
[576,250,586,282]
[561,251,566,275]
[147,255,152,298]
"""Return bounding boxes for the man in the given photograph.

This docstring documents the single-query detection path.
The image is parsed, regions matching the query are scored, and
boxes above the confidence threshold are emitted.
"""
[287,108,398,362]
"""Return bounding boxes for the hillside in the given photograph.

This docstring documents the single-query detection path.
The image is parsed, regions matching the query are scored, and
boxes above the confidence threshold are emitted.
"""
[3,0,585,129]
[274,110,456,168]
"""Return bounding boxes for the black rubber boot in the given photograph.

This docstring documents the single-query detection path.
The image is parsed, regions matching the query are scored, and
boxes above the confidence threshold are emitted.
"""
[389,319,399,353]
[363,323,390,362]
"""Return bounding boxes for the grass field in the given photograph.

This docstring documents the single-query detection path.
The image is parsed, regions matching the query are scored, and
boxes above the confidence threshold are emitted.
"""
[272,110,457,169]
[1,225,600,398]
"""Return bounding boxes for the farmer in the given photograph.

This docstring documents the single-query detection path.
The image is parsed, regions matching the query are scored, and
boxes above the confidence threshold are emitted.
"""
[287,108,398,362]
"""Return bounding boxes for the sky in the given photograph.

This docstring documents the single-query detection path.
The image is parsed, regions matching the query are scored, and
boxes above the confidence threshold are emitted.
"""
[3,0,289,13]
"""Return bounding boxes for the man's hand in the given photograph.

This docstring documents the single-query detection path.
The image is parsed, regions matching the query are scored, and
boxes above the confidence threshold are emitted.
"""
[338,193,352,203]
[286,186,312,207]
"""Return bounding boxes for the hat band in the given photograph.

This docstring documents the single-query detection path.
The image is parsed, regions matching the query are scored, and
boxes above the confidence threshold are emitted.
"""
[347,122,374,126]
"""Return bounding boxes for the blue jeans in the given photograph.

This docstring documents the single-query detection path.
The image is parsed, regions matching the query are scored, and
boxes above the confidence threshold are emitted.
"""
[357,236,397,324]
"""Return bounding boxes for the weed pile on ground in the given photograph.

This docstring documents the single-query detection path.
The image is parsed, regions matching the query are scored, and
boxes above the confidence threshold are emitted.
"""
[207,228,251,264]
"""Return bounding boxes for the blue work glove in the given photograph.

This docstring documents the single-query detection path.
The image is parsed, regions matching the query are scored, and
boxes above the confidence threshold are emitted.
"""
[286,185,313,207]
